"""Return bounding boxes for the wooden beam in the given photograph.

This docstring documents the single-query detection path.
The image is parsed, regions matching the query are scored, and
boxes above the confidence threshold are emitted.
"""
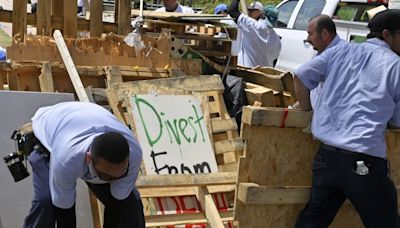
[53,30,90,102]
[105,66,123,87]
[241,106,313,128]
[114,0,119,25]
[214,139,244,155]
[52,0,63,17]
[64,0,78,37]
[211,118,238,134]
[37,0,52,35]
[139,185,235,197]
[195,186,225,228]
[118,0,131,35]
[234,67,285,92]
[136,172,237,188]
[12,0,28,39]
[237,183,311,205]
[88,189,102,228]
[90,0,103,37]
[145,211,234,227]
[245,82,275,107]
[0,72,4,90]
[39,62,54,92]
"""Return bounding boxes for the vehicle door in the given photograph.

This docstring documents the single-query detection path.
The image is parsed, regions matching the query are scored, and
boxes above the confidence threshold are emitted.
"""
[274,0,338,71]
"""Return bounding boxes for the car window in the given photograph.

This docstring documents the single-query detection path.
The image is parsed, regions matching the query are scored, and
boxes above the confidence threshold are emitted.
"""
[293,0,325,30]
[333,2,383,22]
[276,0,299,28]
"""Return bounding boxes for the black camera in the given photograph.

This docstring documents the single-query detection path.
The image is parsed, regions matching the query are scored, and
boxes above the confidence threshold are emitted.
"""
[3,123,36,182]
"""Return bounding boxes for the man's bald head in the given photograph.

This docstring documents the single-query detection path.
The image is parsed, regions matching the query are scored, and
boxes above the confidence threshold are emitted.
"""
[306,14,337,53]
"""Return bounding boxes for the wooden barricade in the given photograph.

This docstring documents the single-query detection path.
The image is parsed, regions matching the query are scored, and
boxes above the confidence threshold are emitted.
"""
[105,75,243,227]
[235,106,400,227]
[4,0,133,39]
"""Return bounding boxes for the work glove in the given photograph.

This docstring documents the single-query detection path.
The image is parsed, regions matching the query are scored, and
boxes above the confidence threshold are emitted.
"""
[228,0,241,21]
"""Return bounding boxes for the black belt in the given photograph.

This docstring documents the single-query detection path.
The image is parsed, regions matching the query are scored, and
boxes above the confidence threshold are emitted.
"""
[320,143,386,162]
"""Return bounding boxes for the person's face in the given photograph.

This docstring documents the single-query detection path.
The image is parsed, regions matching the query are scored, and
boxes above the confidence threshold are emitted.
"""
[248,9,262,20]
[306,20,327,54]
[162,0,178,11]
[93,157,129,181]
[384,29,400,56]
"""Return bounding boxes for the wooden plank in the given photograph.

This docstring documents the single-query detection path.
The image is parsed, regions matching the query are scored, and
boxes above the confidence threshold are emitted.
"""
[245,82,275,107]
[241,106,313,128]
[52,0,64,17]
[195,186,225,228]
[12,0,28,39]
[53,30,89,101]
[39,62,54,92]
[90,0,103,37]
[118,0,131,35]
[211,118,238,134]
[145,211,234,227]
[64,0,78,37]
[88,189,102,228]
[0,72,4,90]
[136,172,236,188]
[237,183,311,205]
[234,67,285,92]
[114,0,119,25]
[105,66,123,87]
[37,0,52,35]
[253,67,295,97]
[139,185,236,197]
[214,139,244,155]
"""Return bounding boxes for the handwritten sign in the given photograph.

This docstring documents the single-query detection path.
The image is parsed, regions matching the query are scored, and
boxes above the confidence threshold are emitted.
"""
[131,95,218,175]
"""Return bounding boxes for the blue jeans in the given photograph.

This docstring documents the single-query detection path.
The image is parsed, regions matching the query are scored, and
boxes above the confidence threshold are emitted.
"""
[23,150,145,228]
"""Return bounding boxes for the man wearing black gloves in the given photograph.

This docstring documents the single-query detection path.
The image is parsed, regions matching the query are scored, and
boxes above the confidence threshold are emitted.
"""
[228,0,281,68]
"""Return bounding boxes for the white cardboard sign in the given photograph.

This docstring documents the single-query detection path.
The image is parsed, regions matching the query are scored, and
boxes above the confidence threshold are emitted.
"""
[130,95,218,174]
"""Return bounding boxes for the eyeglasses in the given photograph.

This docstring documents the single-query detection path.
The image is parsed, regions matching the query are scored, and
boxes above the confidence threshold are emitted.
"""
[92,162,129,181]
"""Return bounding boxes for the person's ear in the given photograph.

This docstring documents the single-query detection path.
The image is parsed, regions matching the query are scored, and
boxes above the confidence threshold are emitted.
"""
[382,29,392,42]
[86,151,92,163]
[321,29,329,39]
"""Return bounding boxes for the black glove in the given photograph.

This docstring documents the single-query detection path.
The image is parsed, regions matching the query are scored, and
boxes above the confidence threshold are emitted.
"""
[228,0,241,21]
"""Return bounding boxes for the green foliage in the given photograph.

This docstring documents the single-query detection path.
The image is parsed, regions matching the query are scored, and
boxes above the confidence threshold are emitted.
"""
[192,0,282,14]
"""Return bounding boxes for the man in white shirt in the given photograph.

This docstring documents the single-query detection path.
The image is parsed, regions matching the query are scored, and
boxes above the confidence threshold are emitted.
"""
[155,0,194,13]
[23,102,144,228]
[228,0,281,67]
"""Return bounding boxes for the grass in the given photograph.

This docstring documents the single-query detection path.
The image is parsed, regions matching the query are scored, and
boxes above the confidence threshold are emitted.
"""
[0,28,11,48]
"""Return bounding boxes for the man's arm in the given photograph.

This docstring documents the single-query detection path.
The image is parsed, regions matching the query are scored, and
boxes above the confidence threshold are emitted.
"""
[294,75,312,111]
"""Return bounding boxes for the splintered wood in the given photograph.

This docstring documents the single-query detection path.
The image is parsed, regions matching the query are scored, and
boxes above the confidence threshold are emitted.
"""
[235,106,400,227]
[7,34,170,68]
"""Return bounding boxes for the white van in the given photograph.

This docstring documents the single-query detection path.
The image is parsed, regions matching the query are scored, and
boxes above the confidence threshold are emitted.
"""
[274,0,386,71]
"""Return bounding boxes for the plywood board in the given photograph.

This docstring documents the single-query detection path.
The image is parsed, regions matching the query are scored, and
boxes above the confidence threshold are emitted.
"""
[0,91,93,228]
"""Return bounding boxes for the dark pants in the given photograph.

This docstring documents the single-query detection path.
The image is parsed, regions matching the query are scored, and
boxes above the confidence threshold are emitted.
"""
[23,150,145,228]
[295,144,398,228]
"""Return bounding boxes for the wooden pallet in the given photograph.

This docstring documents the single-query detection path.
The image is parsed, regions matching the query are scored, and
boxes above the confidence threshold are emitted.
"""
[105,75,243,227]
